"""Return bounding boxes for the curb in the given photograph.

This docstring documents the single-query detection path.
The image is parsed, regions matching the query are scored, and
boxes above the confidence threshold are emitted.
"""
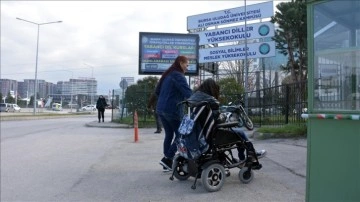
[253,131,276,139]
[253,131,306,139]
[85,122,132,128]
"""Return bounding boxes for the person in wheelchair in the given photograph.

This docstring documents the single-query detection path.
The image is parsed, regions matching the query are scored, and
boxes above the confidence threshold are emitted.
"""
[172,78,265,192]
[189,78,266,164]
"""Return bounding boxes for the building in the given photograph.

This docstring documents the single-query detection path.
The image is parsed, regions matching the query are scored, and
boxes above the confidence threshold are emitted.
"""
[40,81,57,99]
[16,79,51,99]
[17,81,30,99]
[0,79,18,98]
[52,77,97,105]
[1,77,97,107]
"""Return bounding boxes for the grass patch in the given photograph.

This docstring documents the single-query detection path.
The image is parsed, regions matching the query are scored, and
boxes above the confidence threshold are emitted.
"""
[113,116,156,128]
[256,124,307,139]
[113,116,133,124]
[0,112,92,121]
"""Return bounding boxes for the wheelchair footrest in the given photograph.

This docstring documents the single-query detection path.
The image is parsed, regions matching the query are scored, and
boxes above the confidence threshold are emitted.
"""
[252,163,262,170]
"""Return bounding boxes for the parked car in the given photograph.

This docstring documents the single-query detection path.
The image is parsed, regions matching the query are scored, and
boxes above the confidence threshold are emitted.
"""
[52,103,63,111]
[8,104,21,112]
[0,103,10,112]
[82,105,96,111]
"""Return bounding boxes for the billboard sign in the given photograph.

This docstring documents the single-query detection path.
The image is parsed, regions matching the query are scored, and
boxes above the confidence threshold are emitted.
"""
[139,32,199,75]
[197,21,274,45]
[199,41,275,63]
[187,1,273,30]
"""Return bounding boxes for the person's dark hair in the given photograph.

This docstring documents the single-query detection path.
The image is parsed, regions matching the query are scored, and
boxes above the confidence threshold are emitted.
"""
[156,55,189,94]
[197,78,220,99]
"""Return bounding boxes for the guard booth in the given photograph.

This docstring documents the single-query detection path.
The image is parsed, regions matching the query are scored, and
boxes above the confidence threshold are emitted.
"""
[305,1,359,201]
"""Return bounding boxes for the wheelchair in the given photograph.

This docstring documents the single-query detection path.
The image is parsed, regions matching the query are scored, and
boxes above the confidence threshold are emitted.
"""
[169,101,262,192]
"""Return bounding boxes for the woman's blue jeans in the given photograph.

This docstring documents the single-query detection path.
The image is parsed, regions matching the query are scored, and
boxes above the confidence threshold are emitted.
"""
[158,112,181,159]
[232,128,249,160]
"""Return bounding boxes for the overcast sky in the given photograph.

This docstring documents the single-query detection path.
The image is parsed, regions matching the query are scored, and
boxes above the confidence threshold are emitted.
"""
[1,0,279,95]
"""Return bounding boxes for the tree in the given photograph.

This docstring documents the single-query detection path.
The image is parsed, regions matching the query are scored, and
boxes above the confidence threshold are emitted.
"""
[29,95,34,106]
[218,40,258,89]
[0,93,3,103]
[271,0,307,84]
[115,95,120,108]
[124,76,159,115]
[218,77,244,105]
[5,92,15,103]
[220,59,256,87]
[28,93,41,107]
[17,99,27,108]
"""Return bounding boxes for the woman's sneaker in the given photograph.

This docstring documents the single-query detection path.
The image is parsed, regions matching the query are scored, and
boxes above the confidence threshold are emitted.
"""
[256,150,267,159]
[159,157,173,171]
[162,166,172,172]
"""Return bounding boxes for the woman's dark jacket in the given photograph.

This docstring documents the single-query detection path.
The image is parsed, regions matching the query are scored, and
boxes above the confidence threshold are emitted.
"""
[96,98,107,110]
[186,91,220,125]
[156,71,192,120]
[187,91,219,111]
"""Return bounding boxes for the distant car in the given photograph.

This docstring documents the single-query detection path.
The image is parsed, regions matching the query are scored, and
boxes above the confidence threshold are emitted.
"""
[0,103,10,112]
[52,103,63,111]
[8,104,21,112]
[82,105,96,111]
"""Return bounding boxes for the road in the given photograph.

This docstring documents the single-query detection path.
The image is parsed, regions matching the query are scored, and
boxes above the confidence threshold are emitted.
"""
[1,115,306,202]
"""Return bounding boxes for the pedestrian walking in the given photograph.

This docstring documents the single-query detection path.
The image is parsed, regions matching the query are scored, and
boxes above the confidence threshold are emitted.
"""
[96,95,108,123]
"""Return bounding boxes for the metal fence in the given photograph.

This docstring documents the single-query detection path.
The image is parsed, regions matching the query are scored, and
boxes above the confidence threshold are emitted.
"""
[109,89,155,126]
[244,81,308,127]
[110,81,308,127]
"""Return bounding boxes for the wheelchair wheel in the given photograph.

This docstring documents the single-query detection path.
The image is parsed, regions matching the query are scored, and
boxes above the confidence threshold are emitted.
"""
[201,163,225,192]
[172,155,191,181]
[238,167,254,184]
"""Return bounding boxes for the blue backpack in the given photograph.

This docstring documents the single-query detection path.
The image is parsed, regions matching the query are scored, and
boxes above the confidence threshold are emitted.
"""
[177,102,214,160]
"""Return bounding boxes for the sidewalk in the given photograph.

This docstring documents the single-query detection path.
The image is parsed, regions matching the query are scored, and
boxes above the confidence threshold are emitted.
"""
[85,120,258,137]
[83,120,307,201]
[84,120,308,162]
[85,120,307,147]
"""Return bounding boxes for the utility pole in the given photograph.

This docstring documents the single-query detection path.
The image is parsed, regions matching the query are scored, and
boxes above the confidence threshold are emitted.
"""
[244,0,249,113]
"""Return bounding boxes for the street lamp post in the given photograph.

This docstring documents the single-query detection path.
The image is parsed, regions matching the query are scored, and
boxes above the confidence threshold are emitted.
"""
[244,0,249,113]
[16,17,62,115]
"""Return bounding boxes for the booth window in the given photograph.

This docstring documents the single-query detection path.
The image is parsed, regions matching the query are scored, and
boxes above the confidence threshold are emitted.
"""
[313,0,360,111]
